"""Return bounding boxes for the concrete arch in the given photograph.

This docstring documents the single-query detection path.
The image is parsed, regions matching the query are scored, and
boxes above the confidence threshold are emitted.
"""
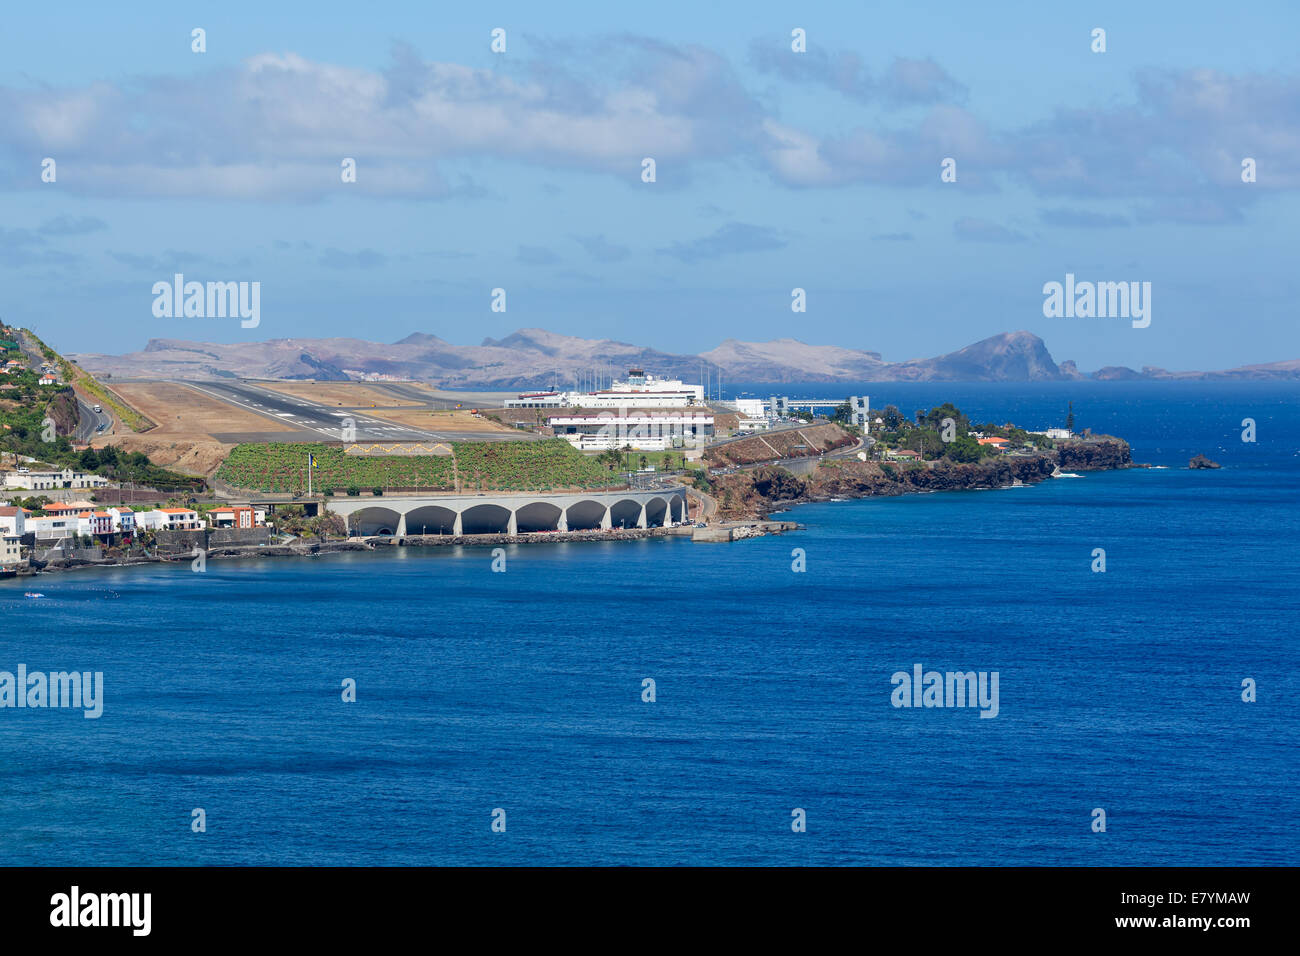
[460,503,512,535]
[405,505,459,535]
[644,496,669,528]
[566,499,607,531]
[515,501,562,533]
[608,498,643,529]
[351,506,402,536]
[669,494,685,523]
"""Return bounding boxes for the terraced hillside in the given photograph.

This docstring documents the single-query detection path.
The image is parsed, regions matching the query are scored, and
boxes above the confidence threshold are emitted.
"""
[215,439,615,494]
[216,443,455,493]
[452,438,613,492]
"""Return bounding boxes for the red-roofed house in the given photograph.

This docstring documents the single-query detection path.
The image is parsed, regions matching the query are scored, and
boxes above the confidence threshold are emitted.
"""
[78,511,113,536]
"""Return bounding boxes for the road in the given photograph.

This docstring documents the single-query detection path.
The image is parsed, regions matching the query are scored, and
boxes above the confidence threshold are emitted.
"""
[73,397,112,442]
[11,330,111,443]
[704,420,809,450]
[179,380,527,443]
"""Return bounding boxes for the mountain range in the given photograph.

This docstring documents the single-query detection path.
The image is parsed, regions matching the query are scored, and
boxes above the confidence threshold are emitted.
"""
[69,329,1300,386]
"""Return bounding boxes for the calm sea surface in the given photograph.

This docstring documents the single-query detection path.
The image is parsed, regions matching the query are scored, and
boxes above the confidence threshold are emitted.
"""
[2,382,1297,865]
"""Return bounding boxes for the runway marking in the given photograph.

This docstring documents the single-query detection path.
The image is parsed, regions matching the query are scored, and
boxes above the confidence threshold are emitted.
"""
[177,381,452,442]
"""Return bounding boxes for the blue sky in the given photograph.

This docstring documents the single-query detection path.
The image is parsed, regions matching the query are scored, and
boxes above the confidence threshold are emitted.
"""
[2,0,1298,371]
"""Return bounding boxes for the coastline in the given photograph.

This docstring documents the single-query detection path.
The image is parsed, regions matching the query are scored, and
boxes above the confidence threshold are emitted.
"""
[4,525,698,580]
[708,436,1136,521]
[5,437,1136,582]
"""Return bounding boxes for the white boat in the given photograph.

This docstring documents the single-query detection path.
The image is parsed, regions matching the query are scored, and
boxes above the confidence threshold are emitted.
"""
[1055,472,1083,478]
[23,592,45,599]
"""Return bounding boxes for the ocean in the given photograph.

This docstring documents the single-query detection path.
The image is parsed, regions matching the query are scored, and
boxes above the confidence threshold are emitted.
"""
[2,382,1297,866]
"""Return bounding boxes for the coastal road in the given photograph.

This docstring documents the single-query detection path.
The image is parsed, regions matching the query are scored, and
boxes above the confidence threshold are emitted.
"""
[12,329,113,442]
[73,396,112,442]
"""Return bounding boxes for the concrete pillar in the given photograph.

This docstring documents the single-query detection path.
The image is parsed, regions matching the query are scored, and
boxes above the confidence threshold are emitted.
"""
[637,503,647,529]
[558,509,568,532]
[396,512,407,537]
[600,507,611,531]
[453,511,463,536]
[507,510,517,536]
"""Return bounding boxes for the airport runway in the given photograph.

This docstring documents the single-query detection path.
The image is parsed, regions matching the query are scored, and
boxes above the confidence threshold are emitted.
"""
[177,380,530,443]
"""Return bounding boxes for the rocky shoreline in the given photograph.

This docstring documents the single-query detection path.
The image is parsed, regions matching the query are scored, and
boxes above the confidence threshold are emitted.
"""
[711,437,1136,520]
[5,438,1137,579]
[7,526,691,578]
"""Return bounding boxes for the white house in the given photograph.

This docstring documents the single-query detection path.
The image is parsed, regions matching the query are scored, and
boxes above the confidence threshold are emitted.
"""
[157,508,201,530]
[108,507,136,534]
[0,505,26,536]
[1,534,21,568]
[2,468,109,491]
[76,511,113,537]
[133,510,167,532]
[25,515,80,541]
[133,509,202,532]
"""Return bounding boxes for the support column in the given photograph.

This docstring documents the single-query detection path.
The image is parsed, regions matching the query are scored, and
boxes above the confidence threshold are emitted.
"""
[453,511,463,536]
[557,509,569,532]
[507,510,517,536]
[600,507,611,531]
[396,512,407,537]
[637,503,647,529]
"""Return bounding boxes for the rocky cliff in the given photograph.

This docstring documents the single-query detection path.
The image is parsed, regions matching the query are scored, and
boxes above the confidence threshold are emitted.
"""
[712,438,1132,520]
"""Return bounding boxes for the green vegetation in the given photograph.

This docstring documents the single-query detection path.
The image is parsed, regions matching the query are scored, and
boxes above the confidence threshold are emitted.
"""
[216,439,614,494]
[76,376,152,431]
[18,327,153,431]
[75,445,204,492]
[452,439,612,491]
[0,354,197,491]
[872,402,1045,463]
[269,505,345,539]
[215,443,455,494]
[593,448,701,474]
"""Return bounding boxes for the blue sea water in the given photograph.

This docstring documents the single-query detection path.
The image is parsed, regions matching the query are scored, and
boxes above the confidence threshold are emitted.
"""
[1,382,1297,866]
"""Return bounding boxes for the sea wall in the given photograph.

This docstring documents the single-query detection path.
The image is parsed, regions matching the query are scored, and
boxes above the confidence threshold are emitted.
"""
[156,527,272,553]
